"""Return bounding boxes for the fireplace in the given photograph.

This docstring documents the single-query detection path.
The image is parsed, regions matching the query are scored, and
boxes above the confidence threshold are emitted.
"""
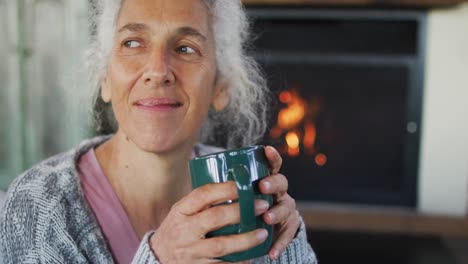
[248,8,426,207]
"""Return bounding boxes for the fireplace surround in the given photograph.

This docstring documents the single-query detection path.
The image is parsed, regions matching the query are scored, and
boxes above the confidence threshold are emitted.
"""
[247,8,427,207]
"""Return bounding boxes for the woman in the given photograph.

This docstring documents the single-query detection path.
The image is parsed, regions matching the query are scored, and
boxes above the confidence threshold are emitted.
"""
[0,0,316,263]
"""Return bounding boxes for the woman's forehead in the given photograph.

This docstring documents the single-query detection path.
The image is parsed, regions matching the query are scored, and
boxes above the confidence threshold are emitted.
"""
[117,0,211,34]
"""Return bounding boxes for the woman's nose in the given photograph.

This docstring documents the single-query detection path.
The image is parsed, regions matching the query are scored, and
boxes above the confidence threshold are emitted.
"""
[143,52,175,87]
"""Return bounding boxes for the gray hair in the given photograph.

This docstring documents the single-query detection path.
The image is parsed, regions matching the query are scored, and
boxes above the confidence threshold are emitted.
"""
[85,0,270,148]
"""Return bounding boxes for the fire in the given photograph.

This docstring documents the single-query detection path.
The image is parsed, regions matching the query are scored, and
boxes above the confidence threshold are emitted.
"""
[285,132,300,157]
[279,91,293,103]
[285,132,300,148]
[270,87,327,166]
[288,147,300,157]
[315,153,327,166]
[303,123,316,148]
[277,90,306,129]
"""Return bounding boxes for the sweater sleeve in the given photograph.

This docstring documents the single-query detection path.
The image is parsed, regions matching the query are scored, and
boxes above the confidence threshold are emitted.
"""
[254,218,317,264]
[131,231,161,264]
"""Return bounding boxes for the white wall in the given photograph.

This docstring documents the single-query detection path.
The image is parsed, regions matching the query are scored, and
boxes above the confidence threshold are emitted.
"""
[419,3,468,216]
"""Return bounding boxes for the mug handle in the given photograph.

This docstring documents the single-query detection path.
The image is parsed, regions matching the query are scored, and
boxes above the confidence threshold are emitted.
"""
[228,164,256,233]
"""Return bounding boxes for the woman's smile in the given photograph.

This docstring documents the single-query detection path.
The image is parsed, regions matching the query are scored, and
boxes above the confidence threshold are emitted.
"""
[134,97,184,112]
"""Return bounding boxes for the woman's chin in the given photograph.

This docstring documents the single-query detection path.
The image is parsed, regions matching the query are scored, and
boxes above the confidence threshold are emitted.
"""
[132,135,187,155]
[118,126,194,155]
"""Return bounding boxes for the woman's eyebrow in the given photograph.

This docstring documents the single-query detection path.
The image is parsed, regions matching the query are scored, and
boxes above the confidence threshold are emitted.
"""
[175,26,207,42]
[117,23,207,43]
[118,23,148,33]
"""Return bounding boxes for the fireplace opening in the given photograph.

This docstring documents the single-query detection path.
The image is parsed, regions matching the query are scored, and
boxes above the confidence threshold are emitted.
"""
[249,8,426,207]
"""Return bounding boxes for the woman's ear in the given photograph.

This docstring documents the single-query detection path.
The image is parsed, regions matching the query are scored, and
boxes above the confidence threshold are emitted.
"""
[212,79,229,112]
[100,77,111,103]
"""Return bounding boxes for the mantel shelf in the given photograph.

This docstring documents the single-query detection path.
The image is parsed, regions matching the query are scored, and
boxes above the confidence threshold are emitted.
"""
[242,0,468,7]
[298,202,468,237]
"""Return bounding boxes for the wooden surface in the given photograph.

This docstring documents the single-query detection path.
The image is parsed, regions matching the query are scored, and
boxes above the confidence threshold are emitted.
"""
[243,0,467,7]
[298,202,468,237]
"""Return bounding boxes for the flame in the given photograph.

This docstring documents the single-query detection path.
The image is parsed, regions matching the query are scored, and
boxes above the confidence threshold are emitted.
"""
[285,132,300,157]
[288,147,300,157]
[303,122,316,148]
[285,132,300,148]
[315,153,327,166]
[279,91,293,103]
[278,91,306,130]
[270,87,326,160]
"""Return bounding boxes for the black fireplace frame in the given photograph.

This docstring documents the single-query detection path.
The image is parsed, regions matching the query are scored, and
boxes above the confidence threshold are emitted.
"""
[247,8,427,207]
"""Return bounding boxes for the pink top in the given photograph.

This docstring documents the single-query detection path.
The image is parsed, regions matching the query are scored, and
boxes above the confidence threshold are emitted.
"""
[78,148,140,264]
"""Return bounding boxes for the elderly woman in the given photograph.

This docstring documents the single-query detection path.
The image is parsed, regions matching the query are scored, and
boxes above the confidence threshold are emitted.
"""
[0,0,316,263]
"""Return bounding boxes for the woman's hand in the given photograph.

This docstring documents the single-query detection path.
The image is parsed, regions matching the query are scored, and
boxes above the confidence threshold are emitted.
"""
[260,146,301,260]
[150,182,270,264]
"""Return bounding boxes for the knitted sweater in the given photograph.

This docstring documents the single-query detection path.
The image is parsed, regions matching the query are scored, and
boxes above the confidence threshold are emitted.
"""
[0,136,317,263]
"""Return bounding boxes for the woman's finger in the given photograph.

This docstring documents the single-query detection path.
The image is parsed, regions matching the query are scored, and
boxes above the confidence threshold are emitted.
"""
[176,182,238,215]
[268,212,301,260]
[194,199,270,235]
[265,146,282,174]
[259,174,288,195]
[189,229,269,259]
[263,196,295,225]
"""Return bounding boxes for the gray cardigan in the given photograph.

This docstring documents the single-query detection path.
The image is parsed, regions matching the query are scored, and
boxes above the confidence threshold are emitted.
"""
[0,136,316,263]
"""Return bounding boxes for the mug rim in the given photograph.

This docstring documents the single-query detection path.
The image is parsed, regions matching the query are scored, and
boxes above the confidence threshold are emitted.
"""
[192,145,265,161]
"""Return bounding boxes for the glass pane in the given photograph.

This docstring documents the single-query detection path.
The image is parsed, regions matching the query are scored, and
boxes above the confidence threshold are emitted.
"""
[22,0,90,168]
[23,0,68,164]
[0,0,90,189]
[0,0,22,190]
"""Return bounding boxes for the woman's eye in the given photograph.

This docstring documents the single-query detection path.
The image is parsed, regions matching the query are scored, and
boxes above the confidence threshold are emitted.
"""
[177,46,196,54]
[123,40,141,48]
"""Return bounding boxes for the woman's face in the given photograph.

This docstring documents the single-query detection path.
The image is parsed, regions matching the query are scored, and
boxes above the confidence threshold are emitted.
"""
[102,0,227,153]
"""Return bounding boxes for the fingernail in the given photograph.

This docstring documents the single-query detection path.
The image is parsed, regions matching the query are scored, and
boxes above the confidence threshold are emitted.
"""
[255,200,270,211]
[266,145,277,153]
[257,229,268,241]
[262,180,271,191]
[272,248,280,259]
[267,212,276,222]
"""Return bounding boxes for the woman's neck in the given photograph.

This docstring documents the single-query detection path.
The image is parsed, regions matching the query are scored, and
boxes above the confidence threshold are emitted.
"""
[95,132,193,238]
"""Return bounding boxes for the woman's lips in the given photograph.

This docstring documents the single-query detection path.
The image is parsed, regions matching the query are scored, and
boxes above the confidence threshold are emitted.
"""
[134,98,183,111]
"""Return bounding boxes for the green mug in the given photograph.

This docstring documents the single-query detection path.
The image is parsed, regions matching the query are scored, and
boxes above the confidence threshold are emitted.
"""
[189,145,273,262]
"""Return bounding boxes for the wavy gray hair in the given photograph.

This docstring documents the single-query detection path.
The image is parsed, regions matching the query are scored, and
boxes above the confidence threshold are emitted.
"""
[85,0,270,148]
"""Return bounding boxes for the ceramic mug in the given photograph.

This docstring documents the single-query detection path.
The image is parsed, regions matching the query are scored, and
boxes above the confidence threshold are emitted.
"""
[189,145,273,262]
